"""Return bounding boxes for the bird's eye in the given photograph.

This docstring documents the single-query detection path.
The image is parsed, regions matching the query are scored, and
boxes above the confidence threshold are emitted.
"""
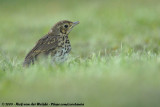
[64,25,68,28]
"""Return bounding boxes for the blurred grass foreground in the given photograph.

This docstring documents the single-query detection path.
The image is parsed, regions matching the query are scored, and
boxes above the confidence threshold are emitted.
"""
[0,0,160,107]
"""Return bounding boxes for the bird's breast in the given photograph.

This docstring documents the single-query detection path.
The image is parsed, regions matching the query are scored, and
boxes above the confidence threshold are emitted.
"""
[52,38,71,63]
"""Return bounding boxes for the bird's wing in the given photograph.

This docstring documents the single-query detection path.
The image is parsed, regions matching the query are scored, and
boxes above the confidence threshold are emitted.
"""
[24,34,59,64]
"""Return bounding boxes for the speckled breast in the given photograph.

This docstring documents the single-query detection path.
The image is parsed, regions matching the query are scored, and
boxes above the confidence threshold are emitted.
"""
[52,35,71,63]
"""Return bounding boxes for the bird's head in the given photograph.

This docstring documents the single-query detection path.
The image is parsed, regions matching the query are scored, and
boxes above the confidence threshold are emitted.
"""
[50,20,79,35]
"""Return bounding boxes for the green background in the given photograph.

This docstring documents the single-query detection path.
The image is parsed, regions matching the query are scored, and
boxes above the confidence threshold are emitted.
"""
[0,0,160,107]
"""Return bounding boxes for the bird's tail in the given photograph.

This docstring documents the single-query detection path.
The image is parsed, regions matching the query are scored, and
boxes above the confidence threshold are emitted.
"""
[23,57,34,67]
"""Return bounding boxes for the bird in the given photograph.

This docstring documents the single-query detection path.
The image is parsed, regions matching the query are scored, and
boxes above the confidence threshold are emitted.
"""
[23,20,79,67]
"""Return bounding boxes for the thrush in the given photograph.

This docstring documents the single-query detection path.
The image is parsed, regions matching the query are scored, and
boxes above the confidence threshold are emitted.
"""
[23,20,79,67]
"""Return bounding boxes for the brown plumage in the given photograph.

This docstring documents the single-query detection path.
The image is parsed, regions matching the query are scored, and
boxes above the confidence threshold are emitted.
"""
[23,20,79,67]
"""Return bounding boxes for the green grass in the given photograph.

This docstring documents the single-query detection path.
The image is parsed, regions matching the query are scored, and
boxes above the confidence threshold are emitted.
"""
[0,0,160,107]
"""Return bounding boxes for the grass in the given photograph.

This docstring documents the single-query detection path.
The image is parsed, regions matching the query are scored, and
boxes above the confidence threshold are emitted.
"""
[0,0,160,107]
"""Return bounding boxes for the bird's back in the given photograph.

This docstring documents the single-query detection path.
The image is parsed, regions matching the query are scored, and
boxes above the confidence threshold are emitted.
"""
[23,34,59,66]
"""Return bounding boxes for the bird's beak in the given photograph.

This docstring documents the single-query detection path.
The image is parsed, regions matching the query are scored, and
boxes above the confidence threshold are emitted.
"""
[67,21,80,34]
[72,21,80,26]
